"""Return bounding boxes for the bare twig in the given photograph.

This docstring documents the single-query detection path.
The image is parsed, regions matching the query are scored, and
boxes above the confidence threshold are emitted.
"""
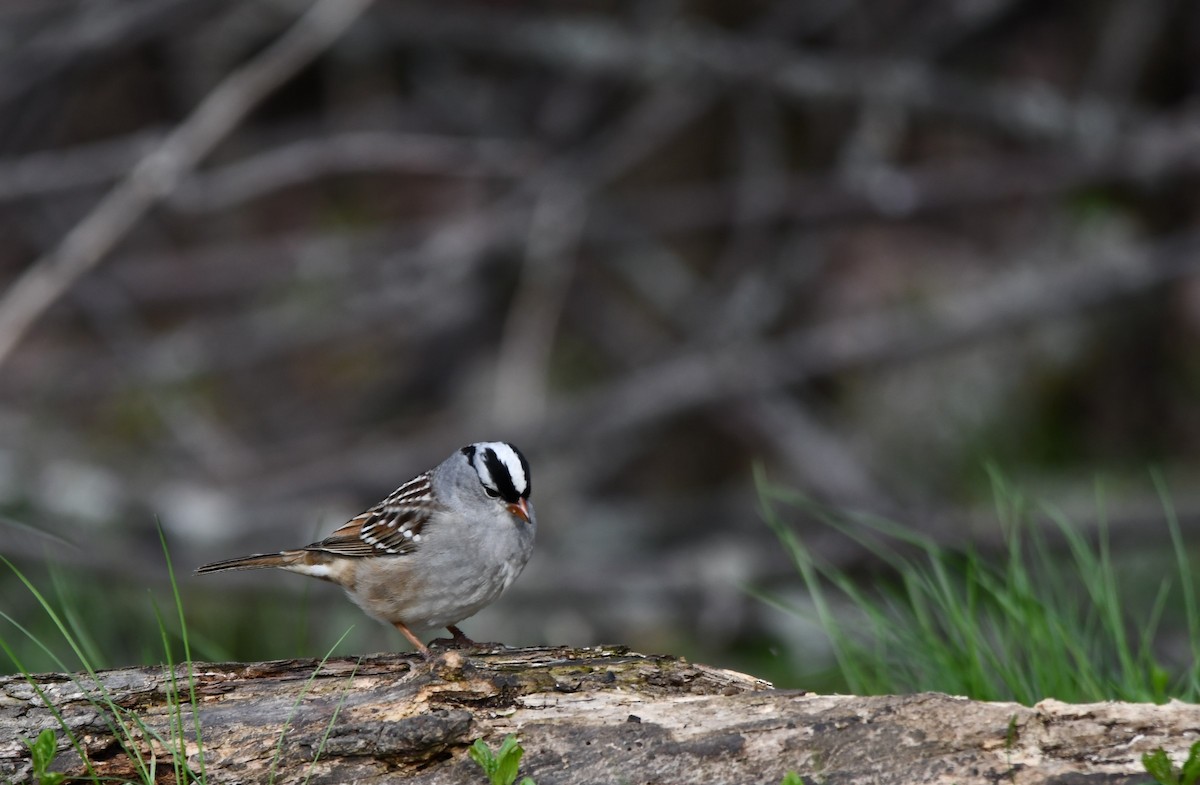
[169,131,536,212]
[900,0,1023,57]
[547,230,1200,445]
[0,0,205,111]
[1083,0,1170,100]
[0,130,531,206]
[375,5,1131,146]
[720,89,892,505]
[0,0,376,369]
[72,279,257,481]
[492,179,587,428]
[615,110,1200,231]
[0,132,162,201]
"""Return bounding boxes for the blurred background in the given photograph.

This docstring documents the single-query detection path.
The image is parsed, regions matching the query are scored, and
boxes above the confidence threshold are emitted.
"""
[2,0,1200,687]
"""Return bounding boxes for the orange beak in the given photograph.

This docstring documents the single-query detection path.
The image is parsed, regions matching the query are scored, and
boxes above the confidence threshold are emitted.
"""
[506,498,532,522]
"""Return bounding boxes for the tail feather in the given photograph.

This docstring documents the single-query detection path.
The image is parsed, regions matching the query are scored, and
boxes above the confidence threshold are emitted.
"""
[195,551,302,574]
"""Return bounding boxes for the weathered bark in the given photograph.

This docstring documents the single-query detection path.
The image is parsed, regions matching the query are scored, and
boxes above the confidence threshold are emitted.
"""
[0,645,1195,784]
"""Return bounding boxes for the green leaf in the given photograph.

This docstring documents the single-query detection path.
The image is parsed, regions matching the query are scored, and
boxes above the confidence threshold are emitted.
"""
[518,779,537,785]
[469,738,497,777]
[494,734,524,785]
[1144,747,1180,785]
[780,772,807,785]
[467,735,532,785]
[25,729,55,772]
[23,729,66,785]
[1180,740,1200,785]
[496,735,521,757]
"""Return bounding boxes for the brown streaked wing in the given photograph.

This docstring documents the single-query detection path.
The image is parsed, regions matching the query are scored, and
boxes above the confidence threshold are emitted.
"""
[303,472,439,558]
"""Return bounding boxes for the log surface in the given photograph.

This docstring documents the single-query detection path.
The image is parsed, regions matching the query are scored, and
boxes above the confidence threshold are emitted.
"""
[0,645,1195,783]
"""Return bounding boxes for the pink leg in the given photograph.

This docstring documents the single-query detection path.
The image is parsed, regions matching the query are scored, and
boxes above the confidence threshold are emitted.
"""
[393,621,430,658]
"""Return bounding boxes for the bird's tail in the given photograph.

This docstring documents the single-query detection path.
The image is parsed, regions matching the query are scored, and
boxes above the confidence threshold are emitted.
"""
[194,550,304,574]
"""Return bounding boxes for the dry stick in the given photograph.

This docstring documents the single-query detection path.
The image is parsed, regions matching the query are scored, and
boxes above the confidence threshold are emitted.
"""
[374,5,1130,146]
[492,179,587,429]
[0,0,202,111]
[545,231,1200,446]
[721,91,891,505]
[251,228,1200,505]
[169,131,534,212]
[0,0,376,370]
[0,130,528,205]
[0,132,161,202]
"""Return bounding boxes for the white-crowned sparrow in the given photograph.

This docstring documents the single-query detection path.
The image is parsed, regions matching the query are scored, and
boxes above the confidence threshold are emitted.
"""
[196,441,535,656]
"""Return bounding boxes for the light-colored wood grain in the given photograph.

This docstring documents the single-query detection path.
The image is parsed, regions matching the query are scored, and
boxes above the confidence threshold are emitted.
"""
[1,646,1194,784]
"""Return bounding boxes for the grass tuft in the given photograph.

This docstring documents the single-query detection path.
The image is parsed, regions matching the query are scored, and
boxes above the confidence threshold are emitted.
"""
[267,627,356,785]
[0,525,379,785]
[756,466,1200,704]
[0,531,214,784]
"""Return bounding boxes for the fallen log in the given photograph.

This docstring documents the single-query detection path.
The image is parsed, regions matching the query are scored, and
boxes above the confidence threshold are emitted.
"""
[0,645,1193,783]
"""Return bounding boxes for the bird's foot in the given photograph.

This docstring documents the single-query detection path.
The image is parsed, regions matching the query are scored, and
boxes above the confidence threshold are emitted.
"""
[428,625,505,651]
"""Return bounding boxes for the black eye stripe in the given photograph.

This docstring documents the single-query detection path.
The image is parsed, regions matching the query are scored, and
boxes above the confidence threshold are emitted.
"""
[481,449,521,503]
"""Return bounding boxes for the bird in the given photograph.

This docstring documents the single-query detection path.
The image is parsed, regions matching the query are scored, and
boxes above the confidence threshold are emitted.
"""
[196,441,535,657]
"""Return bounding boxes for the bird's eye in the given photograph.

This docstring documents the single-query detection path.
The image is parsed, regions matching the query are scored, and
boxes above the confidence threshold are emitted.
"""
[483,486,500,498]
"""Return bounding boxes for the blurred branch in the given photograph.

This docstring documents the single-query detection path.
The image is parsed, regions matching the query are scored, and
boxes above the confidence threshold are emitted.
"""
[209,80,728,493]
[900,0,1023,57]
[1084,0,1170,100]
[72,279,258,481]
[0,130,532,205]
[0,132,161,201]
[551,230,1200,444]
[376,5,1130,146]
[492,179,586,428]
[0,0,206,112]
[720,89,893,505]
[407,78,716,278]
[0,230,495,400]
[619,110,1200,231]
[169,131,536,212]
[0,0,375,369]
[190,228,1200,508]
[1,10,1190,225]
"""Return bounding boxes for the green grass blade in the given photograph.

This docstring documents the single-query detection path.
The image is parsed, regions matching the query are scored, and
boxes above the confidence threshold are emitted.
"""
[0,632,100,783]
[158,524,207,784]
[48,568,105,671]
[1153,470,1200,695]
[268,625,356,785]
[756,467,1200,704]
[0,558,153,780]
[303,656,362,785]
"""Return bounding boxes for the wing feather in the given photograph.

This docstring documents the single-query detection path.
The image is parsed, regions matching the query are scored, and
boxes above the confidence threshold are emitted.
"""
[304,473,439,558]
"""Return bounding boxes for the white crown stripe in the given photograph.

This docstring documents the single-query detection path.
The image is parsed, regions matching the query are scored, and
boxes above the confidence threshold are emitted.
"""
[472,441,527,495]
[473,455,495,491]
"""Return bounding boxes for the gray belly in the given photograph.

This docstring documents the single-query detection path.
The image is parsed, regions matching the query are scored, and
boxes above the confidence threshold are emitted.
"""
[346,546,528,632]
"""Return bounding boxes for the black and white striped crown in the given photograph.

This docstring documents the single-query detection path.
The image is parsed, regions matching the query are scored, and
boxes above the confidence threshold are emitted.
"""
[461,441,530,504]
